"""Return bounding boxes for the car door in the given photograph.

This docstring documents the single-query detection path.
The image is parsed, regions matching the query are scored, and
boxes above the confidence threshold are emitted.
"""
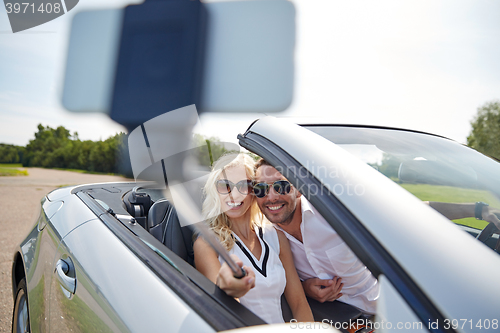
[48,213,214,332]
[23,188,98,333]
[239,116,500,333]
[22,198,62,333]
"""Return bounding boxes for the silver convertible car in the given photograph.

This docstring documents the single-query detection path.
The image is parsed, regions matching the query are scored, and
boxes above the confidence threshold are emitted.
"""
[12,117,500,333]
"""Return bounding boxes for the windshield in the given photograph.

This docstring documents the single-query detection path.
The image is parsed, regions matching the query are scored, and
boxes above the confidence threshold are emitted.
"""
[305,126,500,234]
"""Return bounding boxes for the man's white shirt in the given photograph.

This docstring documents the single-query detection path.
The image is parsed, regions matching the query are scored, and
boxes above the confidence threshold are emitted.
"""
[274,197,379,314]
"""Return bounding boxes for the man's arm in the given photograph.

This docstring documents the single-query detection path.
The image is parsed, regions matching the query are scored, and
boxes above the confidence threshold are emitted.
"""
[301,277,343,303]
[426,201,500,229]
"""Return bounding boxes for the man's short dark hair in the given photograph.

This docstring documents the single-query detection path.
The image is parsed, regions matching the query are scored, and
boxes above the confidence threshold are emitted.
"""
[255,157,272,172]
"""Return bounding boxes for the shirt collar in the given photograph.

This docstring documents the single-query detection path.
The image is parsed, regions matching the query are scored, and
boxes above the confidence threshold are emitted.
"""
[273,197,314,237]
[300,197,315,218]
[299,197,338,236]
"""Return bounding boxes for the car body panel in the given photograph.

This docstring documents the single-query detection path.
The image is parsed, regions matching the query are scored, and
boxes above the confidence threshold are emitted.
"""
[223,324,340,332]
[243,116,500,331]
[377,275,427,332]
[16,185,218,333]
[45,186,101,238]
[47,185,74,202]
[21,189,102,330]
[42,200,63,221]
[13,117,500,333]
[22,212,74,332]
[19,189,101,332]
[49,219,214,333]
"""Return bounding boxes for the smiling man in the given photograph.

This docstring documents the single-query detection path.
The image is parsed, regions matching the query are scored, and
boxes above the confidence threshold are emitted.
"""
[253,158,379,316]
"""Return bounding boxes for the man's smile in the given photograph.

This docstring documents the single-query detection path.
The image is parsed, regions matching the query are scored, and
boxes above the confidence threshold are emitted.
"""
[267,203,285,211]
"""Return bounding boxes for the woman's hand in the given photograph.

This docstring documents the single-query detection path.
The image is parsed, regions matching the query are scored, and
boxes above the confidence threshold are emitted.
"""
[217,254,255,298]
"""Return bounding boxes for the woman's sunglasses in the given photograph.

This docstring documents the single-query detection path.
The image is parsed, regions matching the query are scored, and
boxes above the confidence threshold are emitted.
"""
[253,180,291,198]
[216,179,254,195]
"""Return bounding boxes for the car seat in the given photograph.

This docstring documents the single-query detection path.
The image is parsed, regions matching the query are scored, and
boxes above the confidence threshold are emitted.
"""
[147,199,195,266]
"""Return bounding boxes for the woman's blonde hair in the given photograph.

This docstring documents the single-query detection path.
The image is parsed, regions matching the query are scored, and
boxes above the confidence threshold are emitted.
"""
[202,153,261,251]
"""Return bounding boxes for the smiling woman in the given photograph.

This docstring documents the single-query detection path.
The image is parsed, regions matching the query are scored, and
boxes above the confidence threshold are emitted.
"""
[193,153,314,324]
[201,154,260,251]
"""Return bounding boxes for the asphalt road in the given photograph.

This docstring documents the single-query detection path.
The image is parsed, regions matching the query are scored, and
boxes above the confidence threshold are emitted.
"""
[0,168,132,332]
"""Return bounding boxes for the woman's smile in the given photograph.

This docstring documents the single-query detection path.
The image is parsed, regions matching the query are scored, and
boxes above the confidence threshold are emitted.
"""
[227,201,244,209]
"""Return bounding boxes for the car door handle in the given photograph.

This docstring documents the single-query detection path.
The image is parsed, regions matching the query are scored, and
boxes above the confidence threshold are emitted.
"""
[55,258,77,294]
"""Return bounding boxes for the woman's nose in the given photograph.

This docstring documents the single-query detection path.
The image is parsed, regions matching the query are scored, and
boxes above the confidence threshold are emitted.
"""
[229,190,246,201]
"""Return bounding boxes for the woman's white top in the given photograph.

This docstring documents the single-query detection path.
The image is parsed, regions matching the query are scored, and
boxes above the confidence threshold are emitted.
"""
[219,224,286,324]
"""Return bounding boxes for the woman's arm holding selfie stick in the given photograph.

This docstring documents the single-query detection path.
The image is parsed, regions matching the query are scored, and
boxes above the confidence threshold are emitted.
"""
[194,238,255,298]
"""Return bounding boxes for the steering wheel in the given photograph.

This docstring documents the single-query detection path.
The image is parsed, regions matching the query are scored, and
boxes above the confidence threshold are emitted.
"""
[476,222,500,251]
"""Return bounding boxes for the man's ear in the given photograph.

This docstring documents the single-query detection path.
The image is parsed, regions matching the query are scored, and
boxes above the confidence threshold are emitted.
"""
[294,186,302,198]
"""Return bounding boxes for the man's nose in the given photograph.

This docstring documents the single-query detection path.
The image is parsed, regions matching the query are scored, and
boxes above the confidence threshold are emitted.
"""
[266,185,280,200]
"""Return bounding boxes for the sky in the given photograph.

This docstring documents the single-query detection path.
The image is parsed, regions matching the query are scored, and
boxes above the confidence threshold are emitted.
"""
[1,0,500,147]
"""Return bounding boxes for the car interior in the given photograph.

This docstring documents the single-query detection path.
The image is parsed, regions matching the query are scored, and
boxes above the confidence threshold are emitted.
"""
[305,125,500,253]
[74,126,500,331]
[77,183,268,329]
[76,182,367,331]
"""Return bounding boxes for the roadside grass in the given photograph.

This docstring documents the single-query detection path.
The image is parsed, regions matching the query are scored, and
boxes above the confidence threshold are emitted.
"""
[400,183,500,229]
[0,163,28,176]
[0,163,125,177]
[0,163,22,167]
[52,167,123,176]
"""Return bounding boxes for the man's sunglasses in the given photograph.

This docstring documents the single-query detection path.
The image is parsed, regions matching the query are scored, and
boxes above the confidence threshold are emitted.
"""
[253,180,291,198]
[216,179,254,195]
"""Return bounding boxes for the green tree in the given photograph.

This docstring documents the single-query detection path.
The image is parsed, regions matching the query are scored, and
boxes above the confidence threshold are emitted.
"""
[114,133,132,176]
[23,124,71,167]
[0,144,23,163]
[20,124,129,174]
[376,153,403,180]
[192,134,238,168]
[467,101,500,160]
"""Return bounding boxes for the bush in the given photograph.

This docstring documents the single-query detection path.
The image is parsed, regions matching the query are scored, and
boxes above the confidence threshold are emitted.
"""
[467,101,500,160]
[20,124,130,174]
